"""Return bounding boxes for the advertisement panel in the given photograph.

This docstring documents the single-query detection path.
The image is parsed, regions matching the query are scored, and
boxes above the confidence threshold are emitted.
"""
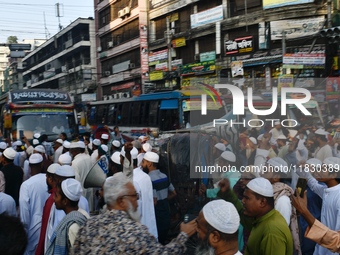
[190,5,223,28]
[263,0,314,9]
[326,77,340,101]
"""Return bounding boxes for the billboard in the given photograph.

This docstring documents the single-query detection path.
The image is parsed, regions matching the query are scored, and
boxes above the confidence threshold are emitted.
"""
[263,0,314,9]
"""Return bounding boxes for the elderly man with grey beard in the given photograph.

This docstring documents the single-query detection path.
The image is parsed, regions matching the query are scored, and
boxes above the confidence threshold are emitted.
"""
[72,172,197,254]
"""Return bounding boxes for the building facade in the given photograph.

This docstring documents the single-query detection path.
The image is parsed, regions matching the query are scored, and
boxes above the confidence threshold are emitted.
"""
[0,46,10,92]
[21,18,97,103]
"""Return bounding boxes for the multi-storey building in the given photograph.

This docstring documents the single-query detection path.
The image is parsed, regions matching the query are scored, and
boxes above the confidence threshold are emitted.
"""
[0,46,9,92]
[21,18,97,103]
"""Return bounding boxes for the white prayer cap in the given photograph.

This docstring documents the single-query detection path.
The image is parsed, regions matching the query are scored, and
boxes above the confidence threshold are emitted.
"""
[55,165,75,177]
[274,121,281,125]
[58,154,72,165]
[55,139,63,144]
[247,177,274,197]
[70,142,80,149]
[78,141,85,149]
[315,128,329,137]
[143,151,159,163]
[277,135,287,140]
[101,144,108,153]
[112,140,121,148]
[142,143,152,152]
[63,141,70,149]
[61,179,83,202]
[202,200,240,234]
[93,139,101,146]
[131,147,138,159]
[257,134,264,141]
[306,158,322,167]
[101,134,109,140]
[249,137,257,145]
[220,151,236,162]
[214,143,226,152]
[267,157,287,168]
[139,135,146,140]
[34,145,46,153]
[29,153,43,164]
[47,163,60,174]
[33,133,41,139]
[323,157,340,167]
[15,141,23,146]
[3,148,16,160]
[111,151,121,164]
[33,139,39,145]
[0,142,7,150]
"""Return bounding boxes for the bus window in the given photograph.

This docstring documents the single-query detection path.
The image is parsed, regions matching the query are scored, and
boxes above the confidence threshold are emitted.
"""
[116,104,122,124]
[121,103,131,125]
[107,104,115,125]
[148,101,159,126]
[131,102,141,126]
[96,105,108,124]
[160,109,180,131]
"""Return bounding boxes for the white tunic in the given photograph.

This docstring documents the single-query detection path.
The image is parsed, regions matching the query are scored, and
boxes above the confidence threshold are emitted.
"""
[133,167,158,239]
[0,192,17,216]
[19,173,49,255]
[53,146,63,163]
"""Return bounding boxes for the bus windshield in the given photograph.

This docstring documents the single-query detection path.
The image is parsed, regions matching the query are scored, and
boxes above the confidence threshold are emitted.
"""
[13,113,76,140]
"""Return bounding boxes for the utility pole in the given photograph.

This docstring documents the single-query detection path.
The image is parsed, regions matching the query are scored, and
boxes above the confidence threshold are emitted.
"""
[43,12,51,40]
[166,16,172,76]
[55,3,63,31]
[282,31,286,75]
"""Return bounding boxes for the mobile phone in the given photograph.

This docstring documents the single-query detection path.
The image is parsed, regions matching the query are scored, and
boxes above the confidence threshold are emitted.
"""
[296,178,307,198]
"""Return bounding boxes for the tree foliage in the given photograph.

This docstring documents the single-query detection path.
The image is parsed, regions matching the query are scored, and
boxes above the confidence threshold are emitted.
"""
[7,36,18,44]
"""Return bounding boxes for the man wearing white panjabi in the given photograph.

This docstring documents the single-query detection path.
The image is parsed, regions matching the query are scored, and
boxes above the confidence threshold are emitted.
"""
[196,200,242,255]
[133,164,158,239]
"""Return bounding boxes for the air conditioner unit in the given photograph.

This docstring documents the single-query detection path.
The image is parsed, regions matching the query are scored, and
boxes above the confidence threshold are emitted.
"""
[118,92,124,98]
[194,54,200,61]
[118,10,125,18]
[124,93,130,98]
[113,94,118,99]
[97,46,102,52]
[108,41,113,48]
[123,7,130,15]
[104,71,111,76]
[129,63,135,69]
[61,65,67,72]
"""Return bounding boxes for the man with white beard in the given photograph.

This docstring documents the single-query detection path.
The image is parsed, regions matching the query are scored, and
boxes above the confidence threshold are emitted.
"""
[195,200,242,255]
[73,172,197,253]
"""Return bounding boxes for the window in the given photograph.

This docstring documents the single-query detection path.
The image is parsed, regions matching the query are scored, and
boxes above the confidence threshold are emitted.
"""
[107,104,116,125]
[148,101,159,126]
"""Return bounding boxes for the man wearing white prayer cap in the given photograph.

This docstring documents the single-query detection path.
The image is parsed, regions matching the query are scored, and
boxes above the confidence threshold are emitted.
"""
[313,129,332,162]
[58,153,72,165]
[100,134,109,145]
[269,121,284,140]
[142,151,176,244]
[142,143,152,153]
[90,139,101,165]
[45,179,89,253]
[53,139,64,163]
[108,151,123,176]
[111,140,121,152]
[196,200,242,255]
[19,152,49,255]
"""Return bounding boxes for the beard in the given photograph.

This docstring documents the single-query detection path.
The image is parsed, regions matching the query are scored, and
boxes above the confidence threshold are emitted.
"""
[127,200,141,222]
[195,233,215,255]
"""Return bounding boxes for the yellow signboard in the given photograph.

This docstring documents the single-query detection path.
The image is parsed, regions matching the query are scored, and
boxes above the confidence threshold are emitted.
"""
[182,99,221,111]
[149,71,164,81]
[172,37,186,48]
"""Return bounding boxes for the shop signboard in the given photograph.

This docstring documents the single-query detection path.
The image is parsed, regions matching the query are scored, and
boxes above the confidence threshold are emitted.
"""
[278,75,294,93]
[190,5,223,28]
[181,75,218,87]
[230,61,244,77]
[326,77,340,101]
[283,53,325,69]
[181,60,215,76]
[149,71,164,81]
[271,17,325,40]
[182,99,221,111]
[225,36,253,55]
[172,37,186,48]
[263,0,313,9]
[200,51,216,62]
[149,49,168,66]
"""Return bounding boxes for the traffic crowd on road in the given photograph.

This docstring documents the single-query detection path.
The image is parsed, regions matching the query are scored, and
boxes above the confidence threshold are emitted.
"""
[1,121,340,255]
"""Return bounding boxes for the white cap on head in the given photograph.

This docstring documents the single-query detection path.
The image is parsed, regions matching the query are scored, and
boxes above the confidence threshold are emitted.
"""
[101,134,109,140]
[47,163,60,174]
[100,144,108,153]
[63,141,70,149]
[55,139,63,145]
[143,151,159,163]
[306,158,322,167]
[0,142,7,150]
[55,165,75,177]
[267,157,288,168]
[93,139,101,146]
[15,141,23,146]
[70,142,80,149]
[214,143,226,152]
[78,141,85,149]
[3,148,16,160]
[34,145,46,153]
[112,140,121,148]
[111,151,121,164]
[58,154,72,165]
[249,137,257,145]
[277,135,287,140]
[131,147,138,159]
[61,179,83,202]
[142,143,152,152]
[257,134,264,141]
[29,153,43,164]
[139,135,146,140]
[202,200,240,234]
[247,177,274,197]
[274,121,281,125]
[33,133,41,139]
[315,128,329,137]
[220,151,236,162]
[323,157,340,167]
[33,139,39,146]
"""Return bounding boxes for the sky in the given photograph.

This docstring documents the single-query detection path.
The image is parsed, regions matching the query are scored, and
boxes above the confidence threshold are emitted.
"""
[0,1,94,43]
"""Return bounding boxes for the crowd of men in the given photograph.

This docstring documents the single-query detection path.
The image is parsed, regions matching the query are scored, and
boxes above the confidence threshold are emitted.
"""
[1,122,340,255]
